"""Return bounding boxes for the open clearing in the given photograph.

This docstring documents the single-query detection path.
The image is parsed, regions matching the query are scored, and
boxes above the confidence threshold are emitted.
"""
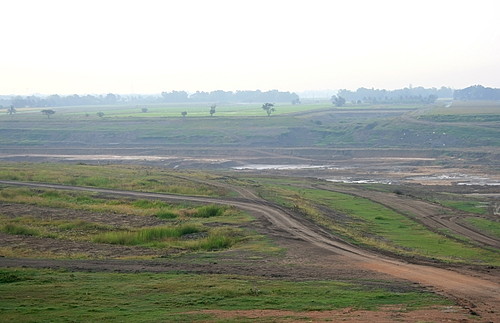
[1,101,499,321]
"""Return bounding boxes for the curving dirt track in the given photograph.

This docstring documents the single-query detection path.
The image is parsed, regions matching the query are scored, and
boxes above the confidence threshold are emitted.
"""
[0,180,499,320]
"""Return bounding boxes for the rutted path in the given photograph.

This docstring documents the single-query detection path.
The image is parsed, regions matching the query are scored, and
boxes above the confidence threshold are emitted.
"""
[317,184,500,248]
[0,180,499,319]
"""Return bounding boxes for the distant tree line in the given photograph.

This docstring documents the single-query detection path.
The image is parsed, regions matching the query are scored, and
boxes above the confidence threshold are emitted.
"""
[3,90,299,108]
[453,85,500,100]
[337,86,453,104]
[161,89,299,103]
[7,93,121,108]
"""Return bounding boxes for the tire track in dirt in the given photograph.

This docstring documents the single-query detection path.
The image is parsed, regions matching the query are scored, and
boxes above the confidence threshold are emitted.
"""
[318,184,500,248]
[0,180,499,319]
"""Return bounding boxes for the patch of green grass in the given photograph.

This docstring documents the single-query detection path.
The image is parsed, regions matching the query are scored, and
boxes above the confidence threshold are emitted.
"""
[193,204,226,218]
[188,228,240,251]
[92,224,203,246]
[132,199,172,209]
[438,200,488,214]
[0,163,228,197]
[0,223,40,236]
[155,210,178,219]
[465,217,500,239]
[0,270,32,284]
[0,268,450,322]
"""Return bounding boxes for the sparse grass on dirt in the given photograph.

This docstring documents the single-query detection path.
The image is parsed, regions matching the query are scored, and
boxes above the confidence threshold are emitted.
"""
[0,268,450,322]
[0,186,230,219]
[0,163,228,197]
[0,185,260,257]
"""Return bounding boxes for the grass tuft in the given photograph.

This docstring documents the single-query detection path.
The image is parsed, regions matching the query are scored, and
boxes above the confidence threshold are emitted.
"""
[156,210,178,219]
[188,228,240,251]
[1,224,40,236]
[92,224,202,246]
[193,205,226,218]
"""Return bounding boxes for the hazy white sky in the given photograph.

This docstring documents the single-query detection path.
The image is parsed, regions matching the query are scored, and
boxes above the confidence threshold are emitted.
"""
[1,0,499,95]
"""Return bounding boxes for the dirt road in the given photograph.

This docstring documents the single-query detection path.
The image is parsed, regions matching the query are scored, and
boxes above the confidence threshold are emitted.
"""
[0,180,499,320]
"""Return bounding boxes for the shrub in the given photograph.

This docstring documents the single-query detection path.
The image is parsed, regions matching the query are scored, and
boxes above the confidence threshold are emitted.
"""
[189,228,240,251]
[193,205,225,218]
[156,210,178,219]
[197,234,235,250]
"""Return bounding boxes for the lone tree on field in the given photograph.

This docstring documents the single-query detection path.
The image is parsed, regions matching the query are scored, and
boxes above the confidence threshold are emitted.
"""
[209,104,216,117]
[141,107,148,113]
[262,103,275,117]
[97,111,105,118]
[181,111,187,117]
[331,95,346,107]
[41,109,55,118]
[7,105,16,115]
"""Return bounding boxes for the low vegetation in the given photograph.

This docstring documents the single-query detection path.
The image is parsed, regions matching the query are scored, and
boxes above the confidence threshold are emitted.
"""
[0,268,450,322]
[0,223,40,236]
[254,178,500,265]
[0,185,255,257]
[465,217,500,239]
[0,163,228,197]
[2,101,499,149]
[438,200,488,214]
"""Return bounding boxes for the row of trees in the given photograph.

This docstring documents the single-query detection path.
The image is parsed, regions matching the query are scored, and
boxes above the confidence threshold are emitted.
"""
[453,85,500,100]
[155,103,277,117]
[336,86,452,104]
[161,90,299,104]
[7,93,121,108]
[3,90,299,108]
[6,103,277,118]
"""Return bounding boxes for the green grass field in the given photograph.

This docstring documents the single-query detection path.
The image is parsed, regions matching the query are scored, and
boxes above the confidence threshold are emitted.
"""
[0,268,449,322]
[2,102,333,119]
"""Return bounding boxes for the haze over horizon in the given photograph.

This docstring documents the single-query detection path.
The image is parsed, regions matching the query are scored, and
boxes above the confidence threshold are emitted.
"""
[1,0,499,96]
